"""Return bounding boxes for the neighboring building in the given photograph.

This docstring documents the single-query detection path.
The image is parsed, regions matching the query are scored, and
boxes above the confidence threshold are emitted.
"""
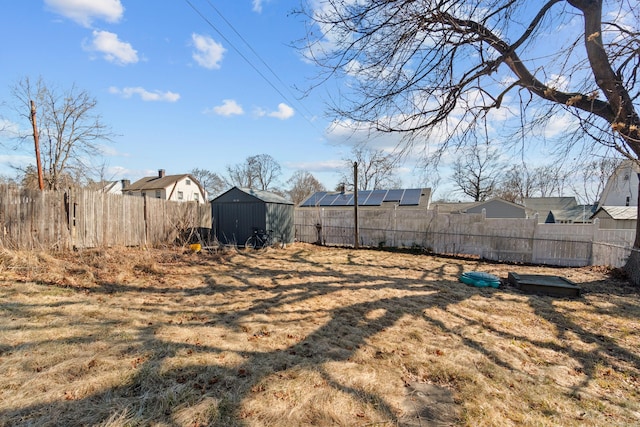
[591,206,637,229]
[544,205,595,224]
[429,201,477,214]
[299,188,431,209]
[523,197,581,223]
[100,179,128,194]
[459,198,526,218]
[124,169,207,204]
[211,187,294,246]
[598,160,640,208]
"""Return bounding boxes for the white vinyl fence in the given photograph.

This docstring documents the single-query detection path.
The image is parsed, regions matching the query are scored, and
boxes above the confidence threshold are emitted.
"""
[294,207,635,268]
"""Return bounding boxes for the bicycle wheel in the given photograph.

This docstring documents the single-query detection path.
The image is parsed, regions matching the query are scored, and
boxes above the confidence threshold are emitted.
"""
[245,235,258,249]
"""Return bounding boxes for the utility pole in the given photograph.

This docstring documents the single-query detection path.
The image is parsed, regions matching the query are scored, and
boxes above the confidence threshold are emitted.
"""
[30,100,45,191]
[353,161,359,248]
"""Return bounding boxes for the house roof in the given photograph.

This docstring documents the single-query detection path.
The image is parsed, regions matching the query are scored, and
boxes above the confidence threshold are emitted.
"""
[547,205,596,223]
[464,197,525,211]
[126,174,193,191]
[299,188,431,207]
[591,206,637,220]
[430,201,477,213]
[523,197,578,212]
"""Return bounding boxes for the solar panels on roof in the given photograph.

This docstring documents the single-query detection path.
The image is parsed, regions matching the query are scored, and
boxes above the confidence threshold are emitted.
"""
[384,189,404,202]
[299,191,328,207]
[300,188,425,207]
[362,189,386,205]
[399,188,422,205]
[331,193,354,206]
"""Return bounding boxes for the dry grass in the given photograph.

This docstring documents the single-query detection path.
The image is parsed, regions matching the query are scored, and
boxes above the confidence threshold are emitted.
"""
[0,243,639,426]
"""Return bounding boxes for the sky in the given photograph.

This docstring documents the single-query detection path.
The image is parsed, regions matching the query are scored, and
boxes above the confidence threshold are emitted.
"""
[0,1,629,203]
[0,0,386,194]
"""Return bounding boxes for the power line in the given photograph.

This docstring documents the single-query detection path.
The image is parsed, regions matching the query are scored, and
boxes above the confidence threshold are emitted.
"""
[183,0,320,129]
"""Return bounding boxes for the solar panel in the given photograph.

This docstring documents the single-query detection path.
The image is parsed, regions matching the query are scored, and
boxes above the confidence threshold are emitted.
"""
[399,188,422,205]
[331,193,354,206]
[354,190,372,205]
[317,193,342,206]
[363,189,387,206]
[384,189,404,202]
[300,191,328,207]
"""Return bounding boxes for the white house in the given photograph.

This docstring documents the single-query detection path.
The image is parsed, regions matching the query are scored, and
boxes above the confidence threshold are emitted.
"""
[124,169,207,204]
[598,160,640,208]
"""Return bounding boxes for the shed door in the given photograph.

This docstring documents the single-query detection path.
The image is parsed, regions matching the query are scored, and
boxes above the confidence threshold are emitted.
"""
[216,202,266,245]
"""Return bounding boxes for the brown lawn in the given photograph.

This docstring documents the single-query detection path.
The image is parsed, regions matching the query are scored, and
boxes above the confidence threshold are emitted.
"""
[0,243,639,426]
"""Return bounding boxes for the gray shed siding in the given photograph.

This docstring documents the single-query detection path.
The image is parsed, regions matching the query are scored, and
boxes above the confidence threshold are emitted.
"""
[211,187,294,246]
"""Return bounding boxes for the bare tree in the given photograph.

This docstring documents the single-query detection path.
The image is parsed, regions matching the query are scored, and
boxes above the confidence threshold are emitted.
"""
[451,143,503,201]
[341,146,400,190]
[301,1,640,282]
[533,165,570,198]
[570,157,624,205]
[496,165,537,203]
[9,77,114,190]
[287,170,326,205]
[226,154,282,191]
[496,163,570,203]
[191,168,226,200]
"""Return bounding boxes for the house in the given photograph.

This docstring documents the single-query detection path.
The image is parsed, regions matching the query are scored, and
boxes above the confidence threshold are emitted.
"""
[598,160,640,208]
[100,179,128,194]
[523,197,581,223]
[457,197,526,218]
[299,188,432,209]
[590,206,637,229]
[124,169,207,204]
[211,187,294,246]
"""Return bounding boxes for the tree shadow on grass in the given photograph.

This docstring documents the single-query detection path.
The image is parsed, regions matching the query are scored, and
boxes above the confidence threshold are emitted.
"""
[1,247,638,426]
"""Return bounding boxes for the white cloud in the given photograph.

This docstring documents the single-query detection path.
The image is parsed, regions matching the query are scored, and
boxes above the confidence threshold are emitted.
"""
[205,99,244,117]
[85,30,138,65]
[191,33,225,69]
[267,103,295,120]
[287,159,344,172]
[44,0,124,27]
[109,86,180,102]
[252,0,272,13]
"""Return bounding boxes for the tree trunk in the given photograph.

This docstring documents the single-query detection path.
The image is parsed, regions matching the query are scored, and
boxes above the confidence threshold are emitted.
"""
[624,176,640,285]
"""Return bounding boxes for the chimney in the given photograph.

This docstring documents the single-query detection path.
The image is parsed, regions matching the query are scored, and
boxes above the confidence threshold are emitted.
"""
[121,179,130,189]
[158,169,165,178]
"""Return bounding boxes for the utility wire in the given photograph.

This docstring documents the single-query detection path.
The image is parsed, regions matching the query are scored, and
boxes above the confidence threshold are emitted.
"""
[203,0,317,121]
[183,0,320,129]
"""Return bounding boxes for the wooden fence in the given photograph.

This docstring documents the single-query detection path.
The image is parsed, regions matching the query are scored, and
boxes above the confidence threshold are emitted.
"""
[0,185,211,250]
[294,207,636,268]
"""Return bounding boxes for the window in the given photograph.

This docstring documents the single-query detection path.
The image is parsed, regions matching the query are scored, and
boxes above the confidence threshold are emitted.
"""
[155,190,162,199]
[626,196,630,206]
[194,193,199,202]
[177,191,184,200]
[186,179,191,185]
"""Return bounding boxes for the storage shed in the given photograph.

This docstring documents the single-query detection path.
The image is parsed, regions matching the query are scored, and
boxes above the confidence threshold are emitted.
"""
[211,187,294,246]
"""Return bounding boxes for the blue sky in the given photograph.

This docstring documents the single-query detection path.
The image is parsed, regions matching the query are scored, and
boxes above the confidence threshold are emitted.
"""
[0,0,386,193]
[0,1,628,203]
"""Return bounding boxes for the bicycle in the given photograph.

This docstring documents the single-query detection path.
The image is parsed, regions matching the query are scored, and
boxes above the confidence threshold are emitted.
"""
[245,228,273,249]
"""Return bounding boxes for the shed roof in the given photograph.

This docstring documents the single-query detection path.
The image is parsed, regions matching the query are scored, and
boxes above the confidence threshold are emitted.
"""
[591,206,637,220]
[213,187,293,205]
[300,188,430,207]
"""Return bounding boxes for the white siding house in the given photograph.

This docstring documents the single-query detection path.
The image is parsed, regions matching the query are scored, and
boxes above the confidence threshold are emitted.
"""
[124,169,207,204]
[598,160,640,208]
